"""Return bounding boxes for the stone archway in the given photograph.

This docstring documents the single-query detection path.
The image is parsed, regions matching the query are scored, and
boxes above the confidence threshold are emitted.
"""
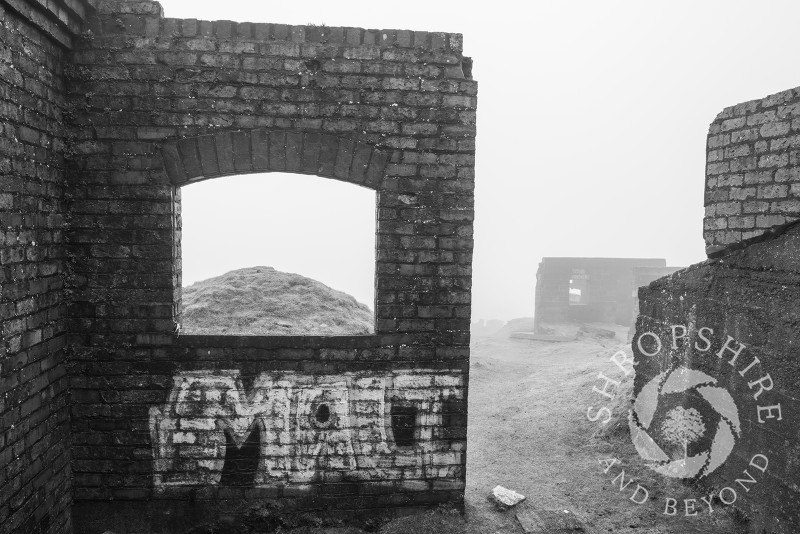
[163,130,390,190]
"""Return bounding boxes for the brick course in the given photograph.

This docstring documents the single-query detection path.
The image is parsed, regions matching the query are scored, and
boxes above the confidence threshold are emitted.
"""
[704,87,800,254]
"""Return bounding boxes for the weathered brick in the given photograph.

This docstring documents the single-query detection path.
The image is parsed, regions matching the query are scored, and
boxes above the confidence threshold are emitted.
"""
[301,132,321,174]
[761,121,791,138]
[318,134,339,177]
[176,138,201,178]
[720,117,746,131]
[251,129,270,170]
[333,138,355,180]
[350,144,372,183]
[756,214,787,227]
[285,131,303,172]
[758,184,788,199]
[268,130,286,171]
[364,150,389,189]
[196,135,220,176]
[231,130,252,172]
[215,131,235,174]
[729,187,756,200]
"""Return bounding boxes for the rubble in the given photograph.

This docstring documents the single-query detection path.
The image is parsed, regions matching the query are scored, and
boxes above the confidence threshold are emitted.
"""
[489,485,526,508]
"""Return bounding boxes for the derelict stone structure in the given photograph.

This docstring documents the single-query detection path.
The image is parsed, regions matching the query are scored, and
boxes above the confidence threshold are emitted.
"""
[1,1,98,533]
[0,0,477,532]
[533,257,679,333]
[634,88,800,533]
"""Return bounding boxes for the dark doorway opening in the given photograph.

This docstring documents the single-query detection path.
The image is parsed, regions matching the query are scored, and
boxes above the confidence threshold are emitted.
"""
[391,406,418,447]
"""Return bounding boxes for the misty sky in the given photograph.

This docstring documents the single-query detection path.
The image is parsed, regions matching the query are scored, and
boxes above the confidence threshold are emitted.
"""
[167,0,800,321]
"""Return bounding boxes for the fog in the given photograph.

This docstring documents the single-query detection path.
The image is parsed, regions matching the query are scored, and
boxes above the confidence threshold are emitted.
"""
[181,175,377,306]
[165,0,800,321]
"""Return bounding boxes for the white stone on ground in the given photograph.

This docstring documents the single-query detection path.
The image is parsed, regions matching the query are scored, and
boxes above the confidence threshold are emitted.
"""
[490,485,526,508]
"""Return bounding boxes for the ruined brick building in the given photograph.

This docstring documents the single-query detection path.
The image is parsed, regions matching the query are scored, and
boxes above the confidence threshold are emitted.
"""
[0,1,477,532]
[634,88,800,533]
[533,257,681,333]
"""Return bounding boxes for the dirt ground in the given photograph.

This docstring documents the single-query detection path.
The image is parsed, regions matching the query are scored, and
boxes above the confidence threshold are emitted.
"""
[458,322,747,534]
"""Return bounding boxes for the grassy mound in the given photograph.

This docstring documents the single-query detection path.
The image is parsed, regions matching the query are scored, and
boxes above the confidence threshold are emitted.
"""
[181,266,373,336]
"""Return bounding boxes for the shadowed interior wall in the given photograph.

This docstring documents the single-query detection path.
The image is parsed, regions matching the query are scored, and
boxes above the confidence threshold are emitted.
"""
[0,1,96,532]
[62,1,476,532]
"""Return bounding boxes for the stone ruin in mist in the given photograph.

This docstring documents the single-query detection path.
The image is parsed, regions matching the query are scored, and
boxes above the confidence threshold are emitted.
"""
[533,257,681,334]
[1,1,475,531]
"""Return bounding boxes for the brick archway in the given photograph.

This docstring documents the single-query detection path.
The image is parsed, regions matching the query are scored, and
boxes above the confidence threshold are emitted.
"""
[162,130,390,190]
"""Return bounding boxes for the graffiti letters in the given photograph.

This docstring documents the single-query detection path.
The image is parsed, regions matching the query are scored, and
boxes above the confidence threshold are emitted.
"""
[149,370,463,487]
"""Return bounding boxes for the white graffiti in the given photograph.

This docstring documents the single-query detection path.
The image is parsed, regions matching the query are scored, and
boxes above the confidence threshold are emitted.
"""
[149,370,464,487]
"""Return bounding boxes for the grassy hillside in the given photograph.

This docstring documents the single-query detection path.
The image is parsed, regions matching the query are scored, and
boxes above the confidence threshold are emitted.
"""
[180,266,373,336]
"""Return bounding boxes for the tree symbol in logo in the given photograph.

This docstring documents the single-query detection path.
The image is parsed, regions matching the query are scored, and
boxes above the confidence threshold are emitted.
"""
[629,367,741,479]
[661,406,706,459]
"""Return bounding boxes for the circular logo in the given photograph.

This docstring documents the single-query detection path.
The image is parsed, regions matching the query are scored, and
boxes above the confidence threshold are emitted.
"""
[629,366,741,479]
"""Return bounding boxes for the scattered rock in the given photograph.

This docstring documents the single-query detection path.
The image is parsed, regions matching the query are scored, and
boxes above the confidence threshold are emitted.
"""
[489,485,526,508]
[471,318,506,337]
[516,508,587,533]
[578,323,616,339]
[511,331,576,342]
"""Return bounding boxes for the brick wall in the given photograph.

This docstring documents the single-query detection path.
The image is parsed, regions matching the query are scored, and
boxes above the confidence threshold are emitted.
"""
[704,86,800,255]
[64,1,476,531]
[0,1,94,533]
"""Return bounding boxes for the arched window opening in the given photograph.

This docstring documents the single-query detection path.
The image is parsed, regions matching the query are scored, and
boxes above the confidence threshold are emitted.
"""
[178,173,376,336]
